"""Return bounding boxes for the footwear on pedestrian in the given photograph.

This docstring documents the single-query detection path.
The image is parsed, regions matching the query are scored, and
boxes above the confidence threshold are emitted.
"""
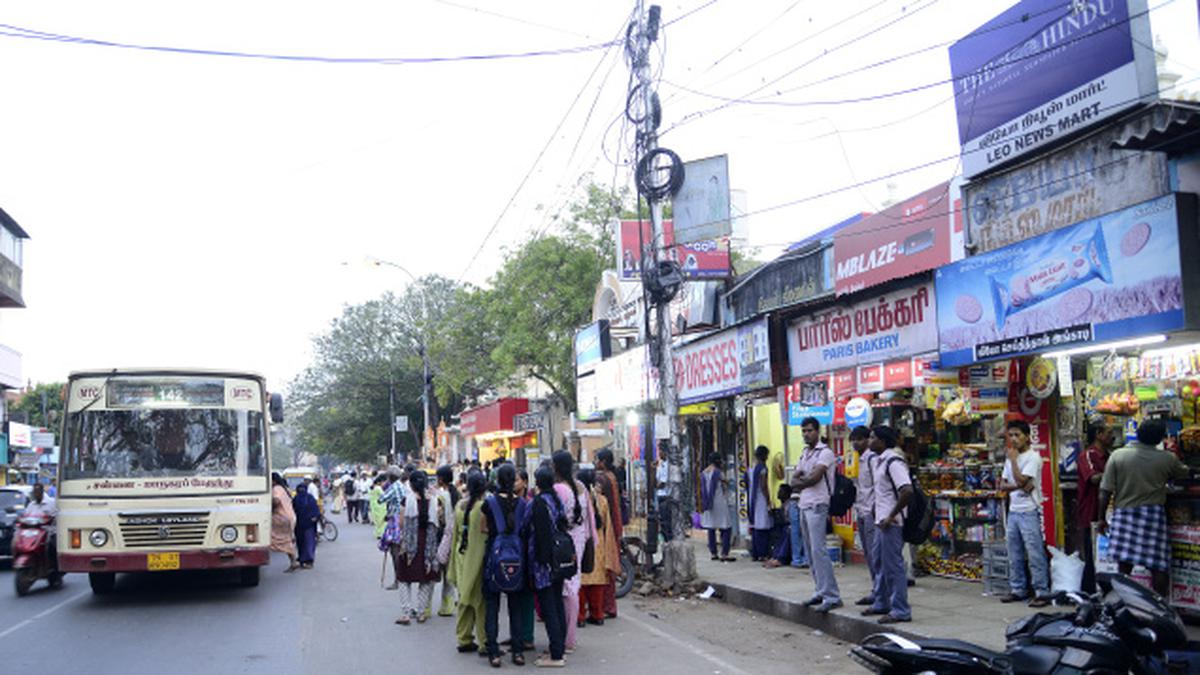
[999,593,1028,604]
[1028,597,1051,608]
[804,596,823,607]
[878,615,912,624]
[385,582,399,590]
[721,556,737,562]
[395,617,410,625]
[855,596,875,606]
[814,600,842,613]
[585,618,604,626]
[534,657,565,668]
[457,643,479,653]
[489,655,502,668]
[763,559,781,569]
[860,608,886,616]
[512,653,525,666]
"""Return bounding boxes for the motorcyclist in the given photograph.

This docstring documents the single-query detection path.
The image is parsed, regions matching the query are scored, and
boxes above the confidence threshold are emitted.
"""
[22,483,57,563]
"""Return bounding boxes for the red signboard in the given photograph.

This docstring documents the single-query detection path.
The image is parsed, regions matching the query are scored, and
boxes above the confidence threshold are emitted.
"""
[833,370,857,398]
[832,181,955,295]
[458,398,529,436]
[858,364,883,393]
[883,360,913,390]
[617,219,730,280]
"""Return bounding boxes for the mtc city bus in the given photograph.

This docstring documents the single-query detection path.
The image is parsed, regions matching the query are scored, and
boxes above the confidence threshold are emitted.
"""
[56,370,283,594]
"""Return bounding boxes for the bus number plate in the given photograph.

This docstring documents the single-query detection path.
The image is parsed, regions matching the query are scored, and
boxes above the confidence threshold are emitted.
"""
[147,553,180,571]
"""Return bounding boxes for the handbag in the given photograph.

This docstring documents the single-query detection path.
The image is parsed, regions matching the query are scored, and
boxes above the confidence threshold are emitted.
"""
[581,536,595,574]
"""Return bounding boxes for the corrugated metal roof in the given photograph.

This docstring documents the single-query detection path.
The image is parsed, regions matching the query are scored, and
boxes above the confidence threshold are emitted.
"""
[1111,100,1200,154]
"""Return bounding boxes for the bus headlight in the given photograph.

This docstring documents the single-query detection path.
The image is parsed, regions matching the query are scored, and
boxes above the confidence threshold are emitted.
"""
[89,529,109,547]
[220,525,239,544]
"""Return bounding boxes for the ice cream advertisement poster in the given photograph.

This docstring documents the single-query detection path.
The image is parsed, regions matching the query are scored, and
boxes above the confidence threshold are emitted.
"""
[936,193,1189,367]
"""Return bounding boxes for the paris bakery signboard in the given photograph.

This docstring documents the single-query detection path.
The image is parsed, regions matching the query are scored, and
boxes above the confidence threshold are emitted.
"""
[786,282,938,378]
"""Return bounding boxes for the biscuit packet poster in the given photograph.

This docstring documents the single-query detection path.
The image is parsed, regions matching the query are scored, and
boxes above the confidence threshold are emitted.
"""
[935,193,1188,368]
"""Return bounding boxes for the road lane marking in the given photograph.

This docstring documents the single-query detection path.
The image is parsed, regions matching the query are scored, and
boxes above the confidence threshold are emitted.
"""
[621,610,751,675]
[0,590,89,637]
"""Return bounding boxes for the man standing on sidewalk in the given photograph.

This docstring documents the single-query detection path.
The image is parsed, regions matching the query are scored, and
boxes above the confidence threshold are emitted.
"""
[790,417,841,613]
[999,420,1051,608]
[863,425,912,624]
[1076,420,1114,593]
[850,426,878,607]
[1099,419,1188,597]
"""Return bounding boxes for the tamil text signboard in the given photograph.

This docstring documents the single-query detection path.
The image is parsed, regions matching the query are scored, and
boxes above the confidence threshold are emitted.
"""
[673,318,772,405]
[949,0,1155,178]
[936,193,1190,367]
[786,282,939,378]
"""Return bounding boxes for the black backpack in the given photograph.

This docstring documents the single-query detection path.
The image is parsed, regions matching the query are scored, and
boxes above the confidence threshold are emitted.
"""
[883,457,934,545]
[542,494,578,582]
[344,480,356,496]
[826,471,857,518]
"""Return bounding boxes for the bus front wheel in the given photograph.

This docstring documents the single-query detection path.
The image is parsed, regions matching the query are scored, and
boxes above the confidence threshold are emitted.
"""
[89,572,115,595]
[239,566,260,587]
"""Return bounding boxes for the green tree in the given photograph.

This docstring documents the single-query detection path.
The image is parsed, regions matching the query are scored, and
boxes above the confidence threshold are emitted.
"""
[11,382,65,429]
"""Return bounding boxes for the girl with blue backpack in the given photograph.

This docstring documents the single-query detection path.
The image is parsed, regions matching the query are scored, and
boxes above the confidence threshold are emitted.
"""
[481,464,530,667]
[530,465,571,667]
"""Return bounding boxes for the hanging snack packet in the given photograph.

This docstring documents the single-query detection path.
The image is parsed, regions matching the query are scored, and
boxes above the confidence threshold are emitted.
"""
[989,223,1112,329]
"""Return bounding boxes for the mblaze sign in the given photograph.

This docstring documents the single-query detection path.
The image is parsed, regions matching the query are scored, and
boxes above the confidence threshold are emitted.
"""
[833,181,964,295]
[787,282,939,377]
[673,318,772,405]
[949,0,1156,178]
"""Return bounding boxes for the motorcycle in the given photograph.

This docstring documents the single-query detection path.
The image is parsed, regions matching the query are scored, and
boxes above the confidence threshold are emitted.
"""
[849,573,1188,674]
[13,514,63,596]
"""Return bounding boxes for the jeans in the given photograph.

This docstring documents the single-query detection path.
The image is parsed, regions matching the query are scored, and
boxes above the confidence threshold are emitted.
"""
[857,513,879,601]
[1007,510,1050,599]
[870,524,911,619]
[657,496,673,542]
[789,501,808,566]
[484,590,524,658]
[799,504,840,604]
[535,581,566,660]
[707,528,732,557]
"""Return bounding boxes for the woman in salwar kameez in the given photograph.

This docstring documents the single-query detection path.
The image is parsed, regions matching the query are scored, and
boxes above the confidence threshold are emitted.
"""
[448,472,487,655]
[270,473,298,572]
[578,468,620,626]
[551,451,597,653]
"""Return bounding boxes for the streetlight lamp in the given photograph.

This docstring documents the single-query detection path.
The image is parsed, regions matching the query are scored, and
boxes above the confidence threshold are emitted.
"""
[341,257,435,461]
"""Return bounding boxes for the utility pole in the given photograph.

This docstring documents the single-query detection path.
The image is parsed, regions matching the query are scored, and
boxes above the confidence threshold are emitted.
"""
[630,1,696,585]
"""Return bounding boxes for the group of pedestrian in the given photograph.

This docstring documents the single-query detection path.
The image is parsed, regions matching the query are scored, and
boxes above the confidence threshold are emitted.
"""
[337,471,375,525]
[366,450,623,668]
[269,472,322,571]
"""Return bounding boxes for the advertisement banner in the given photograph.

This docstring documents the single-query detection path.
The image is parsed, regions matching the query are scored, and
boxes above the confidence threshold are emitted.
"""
[936,193,1188,367]
[8,421,31,448]
[616,219,730,280]
[786,282,939,377]
[964,123,1170,254]
[673,318,772,405]
[833,181,961,295]
[595,345,659,412]
[574,320,611,376]
[723,247,827,326]
[672,155,731,245]
[949,0,1154,178]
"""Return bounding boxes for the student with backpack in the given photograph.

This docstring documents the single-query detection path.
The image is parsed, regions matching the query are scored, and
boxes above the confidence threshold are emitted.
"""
[789,417,842,613]
[862,425,913,624]
[481,465,529,667]
[551,451,596,656]
[531,465,572,667]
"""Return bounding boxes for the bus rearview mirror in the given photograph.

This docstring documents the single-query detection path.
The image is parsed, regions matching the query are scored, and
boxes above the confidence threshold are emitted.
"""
[269,393,284,423]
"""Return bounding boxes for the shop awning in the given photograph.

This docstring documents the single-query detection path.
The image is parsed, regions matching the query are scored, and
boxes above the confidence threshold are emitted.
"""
[1111,100,1200,155]
[459,398,529,436]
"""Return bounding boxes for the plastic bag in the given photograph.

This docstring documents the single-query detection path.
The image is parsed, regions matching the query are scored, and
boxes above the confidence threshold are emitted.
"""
[1048,545,1084,593]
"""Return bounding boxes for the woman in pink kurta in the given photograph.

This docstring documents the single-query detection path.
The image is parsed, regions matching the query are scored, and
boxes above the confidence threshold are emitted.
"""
[270,473,298,572]
[551,451,597,652]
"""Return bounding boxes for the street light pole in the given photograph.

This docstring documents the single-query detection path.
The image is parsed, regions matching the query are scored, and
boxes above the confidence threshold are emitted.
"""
[351,256,436,460]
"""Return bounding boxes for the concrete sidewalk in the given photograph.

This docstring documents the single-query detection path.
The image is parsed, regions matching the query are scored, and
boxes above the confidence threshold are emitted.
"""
[688,535,1067,651]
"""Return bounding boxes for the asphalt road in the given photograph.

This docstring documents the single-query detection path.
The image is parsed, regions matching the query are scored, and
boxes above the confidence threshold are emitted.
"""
[0,520,858,674]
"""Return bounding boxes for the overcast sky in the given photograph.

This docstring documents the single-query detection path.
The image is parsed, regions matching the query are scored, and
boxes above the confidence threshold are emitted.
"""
[0,0,1196,391]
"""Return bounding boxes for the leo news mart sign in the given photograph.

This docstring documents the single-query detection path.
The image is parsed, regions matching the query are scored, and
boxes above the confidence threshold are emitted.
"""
[949,0,1156,178]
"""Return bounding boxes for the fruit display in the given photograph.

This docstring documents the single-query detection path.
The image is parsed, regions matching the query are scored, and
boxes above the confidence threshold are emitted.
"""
[1094,391,1140,415]
[940,398,977,426]
[1181,426,1200,455]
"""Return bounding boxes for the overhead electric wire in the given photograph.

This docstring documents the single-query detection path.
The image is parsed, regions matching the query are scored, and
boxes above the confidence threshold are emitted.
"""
[430,0,594,39]
[655,72,1200,249]
[456,13,633,282]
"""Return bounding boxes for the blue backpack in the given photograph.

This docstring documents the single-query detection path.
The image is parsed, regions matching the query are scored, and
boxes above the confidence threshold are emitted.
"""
[484,496,526,593]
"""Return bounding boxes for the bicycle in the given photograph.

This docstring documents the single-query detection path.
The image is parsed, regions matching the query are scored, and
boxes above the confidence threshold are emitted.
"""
[318,518,338,543]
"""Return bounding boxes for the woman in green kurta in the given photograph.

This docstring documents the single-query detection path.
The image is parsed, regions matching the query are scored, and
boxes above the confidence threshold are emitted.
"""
[370,476,388,539]
[448,472,487,654]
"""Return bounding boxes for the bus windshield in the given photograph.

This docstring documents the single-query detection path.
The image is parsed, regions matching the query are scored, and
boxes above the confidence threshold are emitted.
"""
[61,408,267,480]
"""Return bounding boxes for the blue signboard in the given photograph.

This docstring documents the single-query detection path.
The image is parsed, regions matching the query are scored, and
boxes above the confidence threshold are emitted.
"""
[936,193,1189,367]
[949,0,1153,177]
[574,320,611,376]
[788,404,832,426]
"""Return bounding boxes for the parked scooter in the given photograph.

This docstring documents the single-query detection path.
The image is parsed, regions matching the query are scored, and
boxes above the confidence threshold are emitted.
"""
[13,514,62,596]
[850,573,1188,674]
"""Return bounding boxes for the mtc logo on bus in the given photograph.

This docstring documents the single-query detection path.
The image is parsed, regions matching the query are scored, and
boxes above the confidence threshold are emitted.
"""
[78,386,101,400]
[230,386,254,401]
